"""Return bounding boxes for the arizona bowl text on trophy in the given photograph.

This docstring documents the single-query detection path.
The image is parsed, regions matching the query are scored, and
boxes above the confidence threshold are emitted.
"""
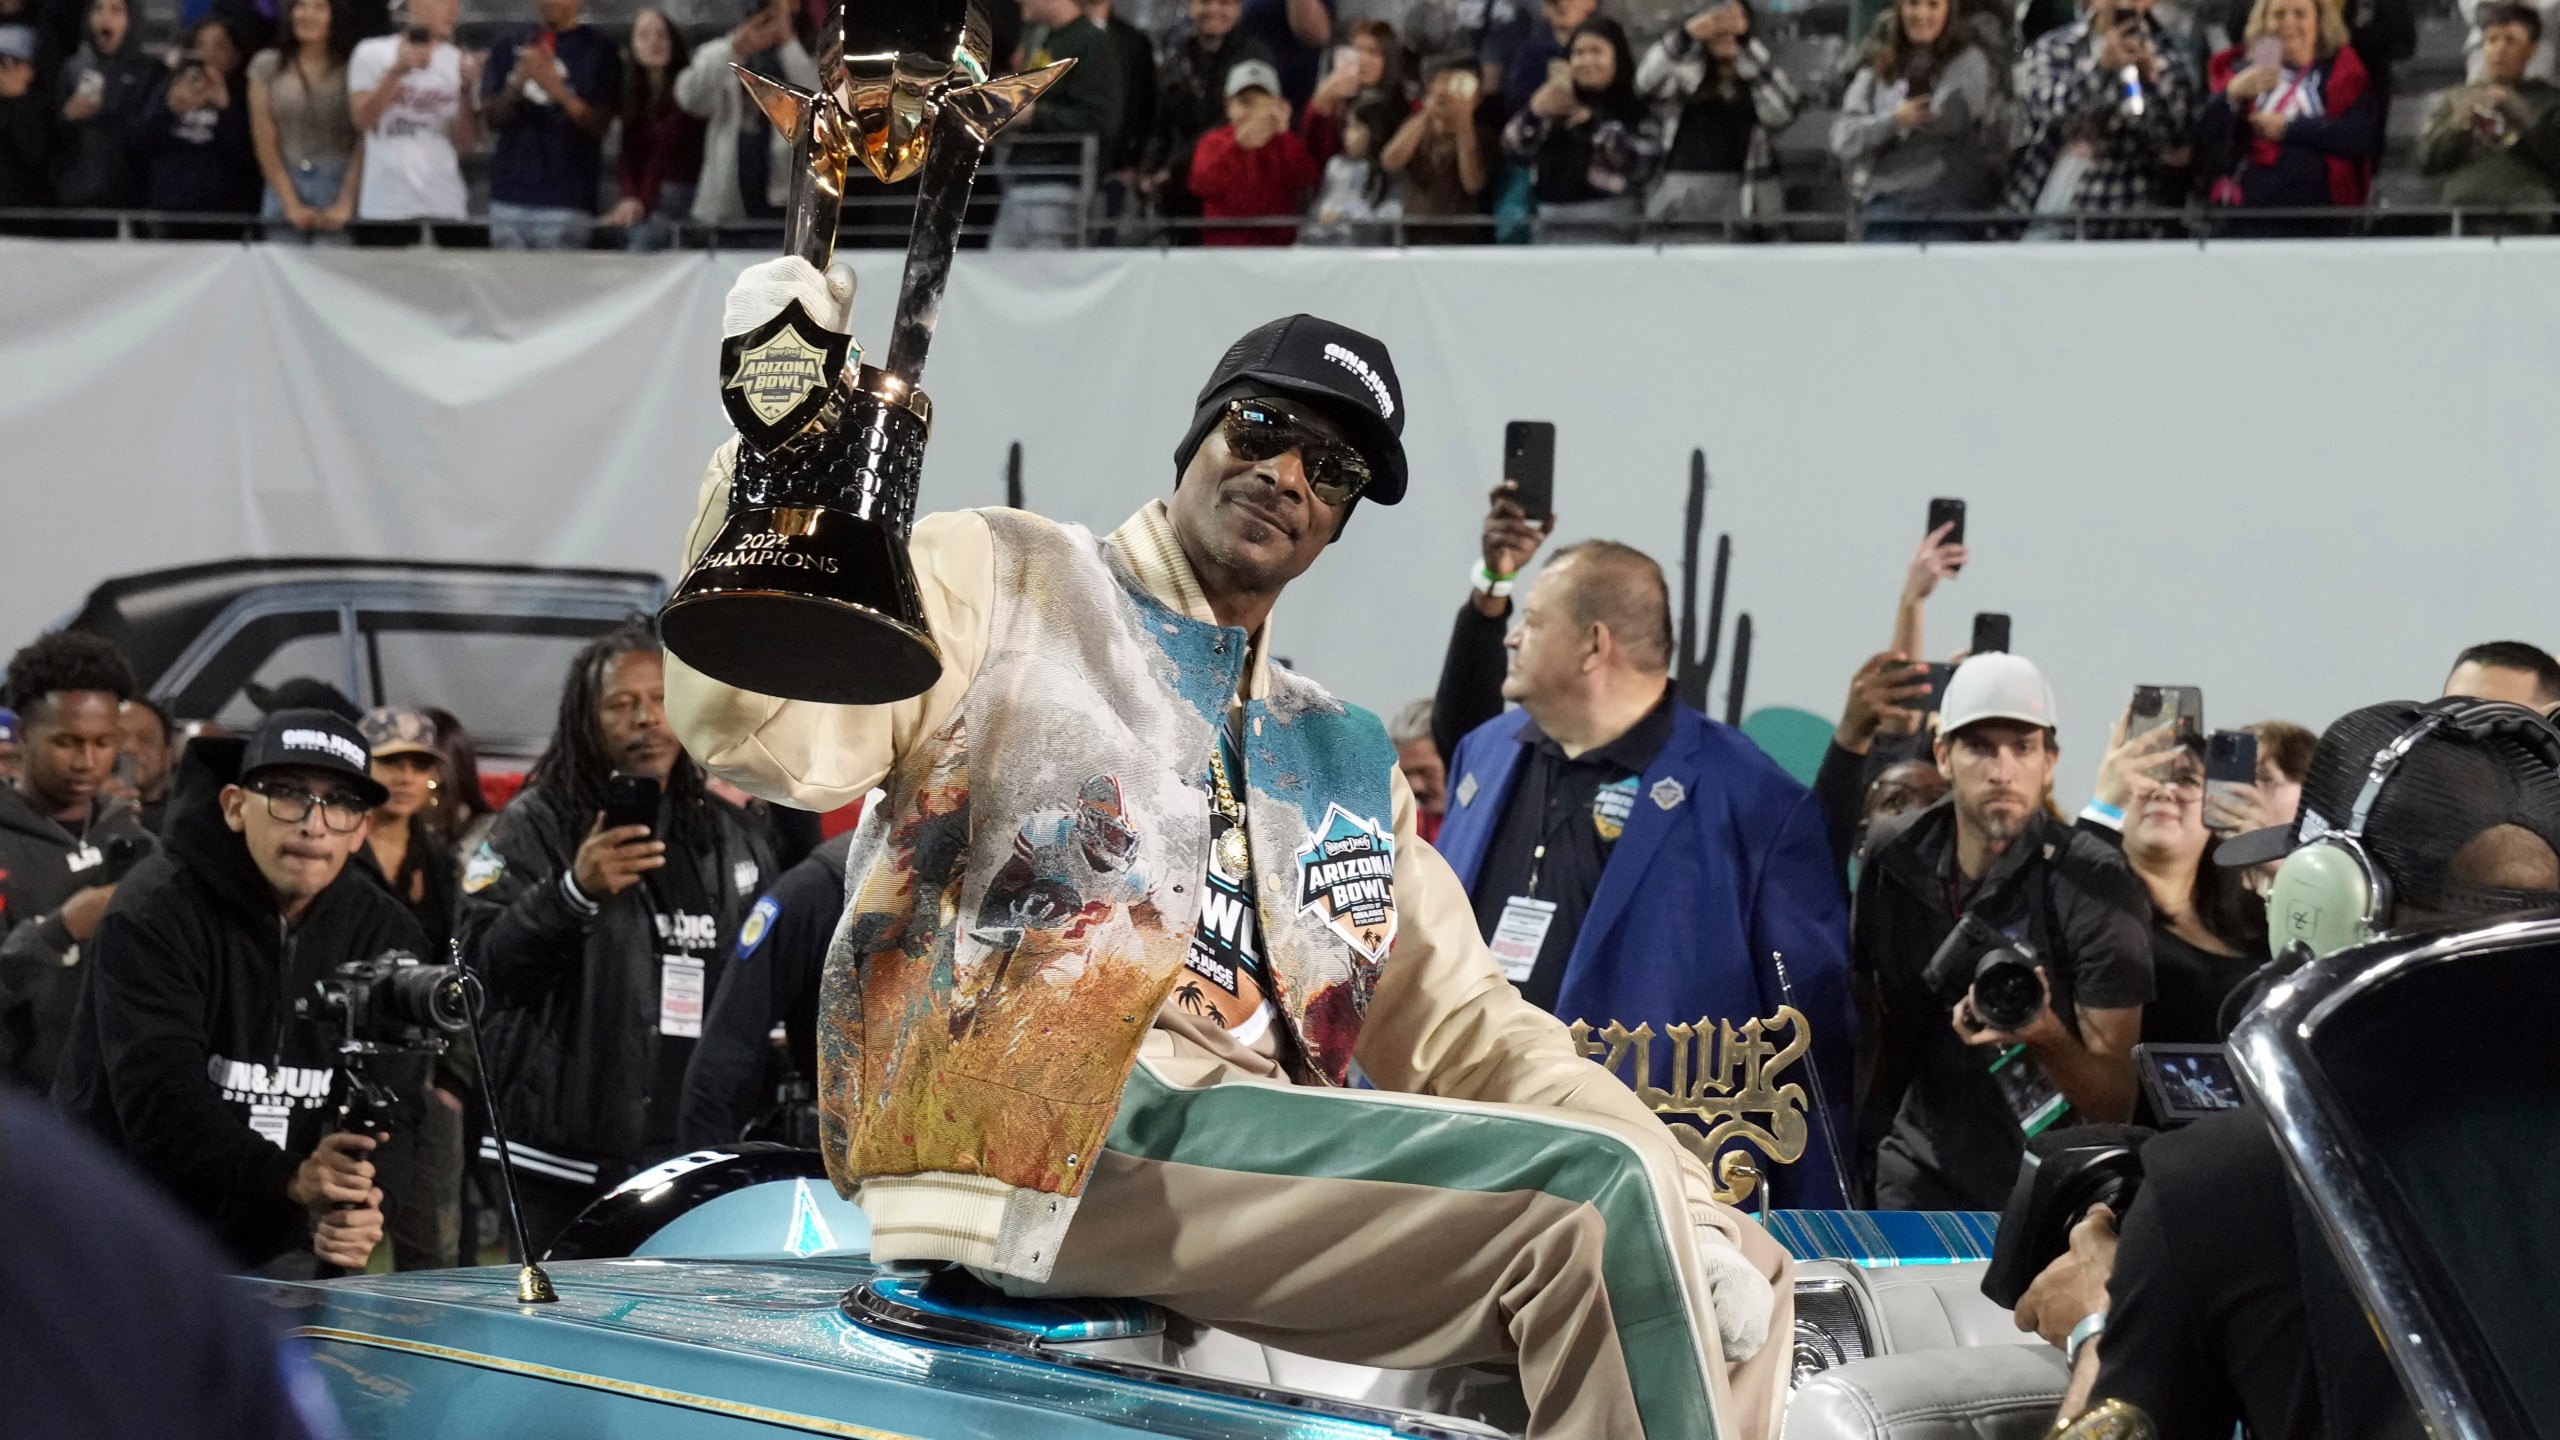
[660,0,1070,706]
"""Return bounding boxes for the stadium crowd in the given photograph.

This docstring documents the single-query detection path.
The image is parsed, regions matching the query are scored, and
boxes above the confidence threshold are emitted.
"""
[0,0,2553,242]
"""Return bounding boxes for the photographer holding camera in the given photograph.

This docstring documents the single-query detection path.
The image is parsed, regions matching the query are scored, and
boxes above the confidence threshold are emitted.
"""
[54,709,421,1273]
[1853,654,2154,1210]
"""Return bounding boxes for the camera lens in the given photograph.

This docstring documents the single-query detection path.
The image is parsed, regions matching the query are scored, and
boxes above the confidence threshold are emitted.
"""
[1972,950,2043,1033]
[379,963,473,1033]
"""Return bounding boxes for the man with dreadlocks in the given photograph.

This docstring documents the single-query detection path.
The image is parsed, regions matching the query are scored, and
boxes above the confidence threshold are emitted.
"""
[457,618,773,1248]
[664,259,1794,1440]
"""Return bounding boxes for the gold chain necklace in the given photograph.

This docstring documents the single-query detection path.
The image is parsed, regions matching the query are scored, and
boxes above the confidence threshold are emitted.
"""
[1207,736,1251,879]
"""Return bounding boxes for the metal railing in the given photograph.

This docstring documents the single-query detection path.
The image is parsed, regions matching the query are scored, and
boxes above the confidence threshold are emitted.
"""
[0,138,1101,250]
[11,188,2558,249]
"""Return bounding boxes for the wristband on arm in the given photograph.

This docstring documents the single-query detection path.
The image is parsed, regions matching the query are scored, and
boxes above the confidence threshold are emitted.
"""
[2065,1310,2107,1367]
[1471,559,1516,599]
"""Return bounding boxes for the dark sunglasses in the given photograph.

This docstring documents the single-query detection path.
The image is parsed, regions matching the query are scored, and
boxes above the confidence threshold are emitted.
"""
[1220,398,1373,507]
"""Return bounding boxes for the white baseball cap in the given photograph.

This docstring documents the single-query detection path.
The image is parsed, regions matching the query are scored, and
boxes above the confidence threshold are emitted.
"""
[1225,58,1284,100]
[1940,653,2058,737]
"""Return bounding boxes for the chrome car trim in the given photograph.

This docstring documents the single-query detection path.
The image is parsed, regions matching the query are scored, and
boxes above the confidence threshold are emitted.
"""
[842,1283,1510,1439]
[1787,1276,1874,1387]
[290,1325,919,1439]
[2229,912,2557,1440]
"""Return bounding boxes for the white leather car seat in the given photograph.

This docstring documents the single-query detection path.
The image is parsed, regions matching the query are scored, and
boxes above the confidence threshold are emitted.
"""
[1785,1346,2072,1440]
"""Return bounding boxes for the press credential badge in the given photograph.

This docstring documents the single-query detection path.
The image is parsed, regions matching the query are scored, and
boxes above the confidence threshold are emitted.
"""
[1489,896,1557,983]
[660,955,706,1038]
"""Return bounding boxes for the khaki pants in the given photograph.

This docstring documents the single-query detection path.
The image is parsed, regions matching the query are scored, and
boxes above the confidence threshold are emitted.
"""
[993,1029,1794,1440]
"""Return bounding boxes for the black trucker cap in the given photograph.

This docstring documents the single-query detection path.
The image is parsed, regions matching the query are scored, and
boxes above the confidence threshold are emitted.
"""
[240,707,389,808]
[2217,699,2560,911]
[1174,314,1408,506]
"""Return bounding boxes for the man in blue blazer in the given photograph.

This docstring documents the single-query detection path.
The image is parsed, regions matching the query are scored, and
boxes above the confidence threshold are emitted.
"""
[1435,541,1857,1208]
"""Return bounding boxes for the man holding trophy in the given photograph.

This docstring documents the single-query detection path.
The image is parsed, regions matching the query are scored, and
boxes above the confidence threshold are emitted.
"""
[659,4,1789,1436]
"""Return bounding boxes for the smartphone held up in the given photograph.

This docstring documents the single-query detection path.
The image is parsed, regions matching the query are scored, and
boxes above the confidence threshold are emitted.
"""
[2127,685,2203,747]
[602,773,662,836]
[2204,729,2259,831]
[1504,421,1556,523]
[1971,612,2011,656]
[1926,497,1966,573]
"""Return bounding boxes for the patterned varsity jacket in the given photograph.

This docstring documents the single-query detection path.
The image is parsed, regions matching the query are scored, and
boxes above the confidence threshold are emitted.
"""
[668,443,1749,1282]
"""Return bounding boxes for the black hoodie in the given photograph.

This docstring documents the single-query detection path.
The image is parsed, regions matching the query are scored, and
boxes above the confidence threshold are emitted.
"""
[52,737,425,1265]
[458,779,769,1179]
[0,783,151,1091]
[52,40,167,209]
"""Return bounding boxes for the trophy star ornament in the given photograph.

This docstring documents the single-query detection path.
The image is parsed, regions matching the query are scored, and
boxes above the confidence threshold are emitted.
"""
[662,0,1075,707]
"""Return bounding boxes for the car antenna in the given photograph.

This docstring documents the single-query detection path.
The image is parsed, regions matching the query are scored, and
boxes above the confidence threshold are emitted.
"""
[452,939,557,1303]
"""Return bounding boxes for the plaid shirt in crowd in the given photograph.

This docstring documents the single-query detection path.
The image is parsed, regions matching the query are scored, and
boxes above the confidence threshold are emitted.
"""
[2005,13,2201,217]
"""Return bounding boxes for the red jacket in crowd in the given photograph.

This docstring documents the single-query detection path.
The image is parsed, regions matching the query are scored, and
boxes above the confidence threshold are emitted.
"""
[1188,123,1318,246]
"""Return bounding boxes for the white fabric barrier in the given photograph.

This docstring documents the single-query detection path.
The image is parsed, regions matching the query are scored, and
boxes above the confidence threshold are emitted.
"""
[7,236,2560,758]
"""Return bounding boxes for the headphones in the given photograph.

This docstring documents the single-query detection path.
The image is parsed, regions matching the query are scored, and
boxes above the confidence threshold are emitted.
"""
[2266,698,2560,959]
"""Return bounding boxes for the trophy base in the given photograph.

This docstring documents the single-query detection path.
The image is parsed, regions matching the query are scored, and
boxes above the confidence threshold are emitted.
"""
[662,504,944,706]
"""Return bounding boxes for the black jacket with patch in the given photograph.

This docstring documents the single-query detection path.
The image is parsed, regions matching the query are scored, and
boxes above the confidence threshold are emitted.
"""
[52,738,426,1264]
[457,780,771,1177]
[0,784,153,1091]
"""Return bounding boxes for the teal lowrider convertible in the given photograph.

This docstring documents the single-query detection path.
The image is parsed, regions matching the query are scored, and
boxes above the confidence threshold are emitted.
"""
[265,910,2548,1440]
[264,1142,2023,1440]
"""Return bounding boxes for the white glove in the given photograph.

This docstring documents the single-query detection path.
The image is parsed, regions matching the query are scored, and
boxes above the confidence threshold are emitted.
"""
[721,255,857,339]
[1693,1224,1776,1362]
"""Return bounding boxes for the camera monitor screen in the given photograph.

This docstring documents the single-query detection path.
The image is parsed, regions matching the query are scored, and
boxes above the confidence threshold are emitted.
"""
[2136,1043,2249,1126]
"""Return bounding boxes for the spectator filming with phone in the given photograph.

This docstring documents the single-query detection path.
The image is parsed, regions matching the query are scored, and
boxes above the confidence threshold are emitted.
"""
[2074,711,2270,1043]
[2198,0,2380,233]
[1431,428,1558,761]
[51,0,160,211]
[1502,17,1662,242]
[2421,3,2560,227]
[347,0,479,227]
[1379,54,1485,242]
[131,14,261,223]
[2008,0,2200,233]
[1810,507,1966,877]
[1634,0,1803,233]
[458,619,772,1253]
[1187,57,1317,244]
[1831,0,1998,239]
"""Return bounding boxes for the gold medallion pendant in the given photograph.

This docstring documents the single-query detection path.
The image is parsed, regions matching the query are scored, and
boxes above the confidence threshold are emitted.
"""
[1217,824,1251,880]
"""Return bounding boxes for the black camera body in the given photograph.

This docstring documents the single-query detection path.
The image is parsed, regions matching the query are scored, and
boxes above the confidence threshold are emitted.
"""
[297,954,477,1140]
[1927,913,2047,1033]
[1980,1124,2153,1308]
[301,954,474,1051]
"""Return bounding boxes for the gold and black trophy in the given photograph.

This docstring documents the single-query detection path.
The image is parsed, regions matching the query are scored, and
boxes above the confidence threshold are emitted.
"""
[660,0,1069,705]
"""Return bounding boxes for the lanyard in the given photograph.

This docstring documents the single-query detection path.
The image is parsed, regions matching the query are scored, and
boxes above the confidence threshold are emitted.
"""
[1522,752,1598,899]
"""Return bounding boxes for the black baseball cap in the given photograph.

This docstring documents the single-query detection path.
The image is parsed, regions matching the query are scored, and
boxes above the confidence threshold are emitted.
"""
[2217,699,2560,909]
[1174,314,1409,505]
[240,708,390,808]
